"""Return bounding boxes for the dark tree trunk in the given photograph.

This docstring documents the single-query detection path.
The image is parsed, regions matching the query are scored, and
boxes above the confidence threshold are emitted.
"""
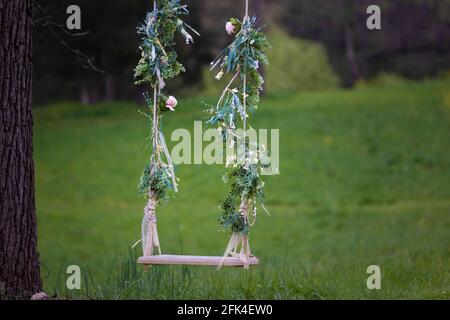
[345,26,361,83]
[105,73,116,101]
[0,0,42,299]
[80,84,90,105]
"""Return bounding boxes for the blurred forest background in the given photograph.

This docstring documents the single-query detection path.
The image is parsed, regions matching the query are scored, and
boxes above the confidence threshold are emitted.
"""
[33,0,450,105]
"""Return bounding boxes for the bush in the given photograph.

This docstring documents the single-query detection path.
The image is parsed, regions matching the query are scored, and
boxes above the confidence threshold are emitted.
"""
[365,72,411,87]
[265,27,340,93]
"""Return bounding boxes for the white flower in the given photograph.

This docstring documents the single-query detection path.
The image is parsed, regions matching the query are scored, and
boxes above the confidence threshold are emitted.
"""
[166,96,178,111]
[225,21,236,35]
[215,69,224,80]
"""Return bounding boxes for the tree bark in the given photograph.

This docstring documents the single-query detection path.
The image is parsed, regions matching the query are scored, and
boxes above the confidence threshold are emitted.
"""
[105,73,116,101]
[345,26,361,83]
[0,0,42,298]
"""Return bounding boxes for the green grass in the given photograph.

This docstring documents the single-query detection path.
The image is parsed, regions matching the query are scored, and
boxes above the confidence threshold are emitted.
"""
[34,79,450,299]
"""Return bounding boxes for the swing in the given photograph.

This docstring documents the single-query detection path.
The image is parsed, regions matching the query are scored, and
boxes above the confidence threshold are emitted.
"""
[135,0,269,268]
[138,255,259,267]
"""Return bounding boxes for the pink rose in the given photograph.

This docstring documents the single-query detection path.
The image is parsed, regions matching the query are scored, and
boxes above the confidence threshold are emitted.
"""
[225,21,236,35]
[166,96,177,111]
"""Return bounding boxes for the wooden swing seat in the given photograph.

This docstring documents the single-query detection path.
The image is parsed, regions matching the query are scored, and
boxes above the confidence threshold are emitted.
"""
[138,254,259,267]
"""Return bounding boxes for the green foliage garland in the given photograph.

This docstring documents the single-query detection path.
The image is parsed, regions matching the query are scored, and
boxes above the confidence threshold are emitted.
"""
[135,0,198,203]
[207,16,270,235]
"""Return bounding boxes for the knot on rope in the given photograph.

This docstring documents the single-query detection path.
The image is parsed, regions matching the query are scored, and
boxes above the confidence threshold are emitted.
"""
[144,194,157,216]
[240,198,257,227]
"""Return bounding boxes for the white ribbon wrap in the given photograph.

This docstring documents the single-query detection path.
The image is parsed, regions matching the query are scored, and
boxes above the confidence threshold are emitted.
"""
[158,131,178,193]
[219,199,253,269]
[142,192,161,256]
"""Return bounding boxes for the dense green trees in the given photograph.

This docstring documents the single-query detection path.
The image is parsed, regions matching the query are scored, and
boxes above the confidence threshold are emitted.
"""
[33,0,450,104]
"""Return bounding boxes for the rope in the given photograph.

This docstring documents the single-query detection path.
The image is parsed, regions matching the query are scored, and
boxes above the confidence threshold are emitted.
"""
[243,72,247,136]
[141,1,162,257]
[152,0,159,170]
[243,0,249,138]
[219,1,255,269]
[152,86,158,170]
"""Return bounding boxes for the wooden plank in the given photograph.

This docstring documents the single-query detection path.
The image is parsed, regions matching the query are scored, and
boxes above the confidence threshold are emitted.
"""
[137,254,259,267]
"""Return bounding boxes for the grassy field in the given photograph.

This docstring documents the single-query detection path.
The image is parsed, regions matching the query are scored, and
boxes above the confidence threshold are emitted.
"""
[34,79,450,299]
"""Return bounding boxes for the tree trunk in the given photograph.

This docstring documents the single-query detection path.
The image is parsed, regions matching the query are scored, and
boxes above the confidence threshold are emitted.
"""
[80,84,90,105]
[345,26,361,84]
[105,73,116,101]
[0,0,42,299]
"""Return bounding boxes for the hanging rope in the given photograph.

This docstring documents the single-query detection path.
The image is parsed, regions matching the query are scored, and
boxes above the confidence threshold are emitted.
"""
[243,0,249,135]
[133,0,198,258]
[220,0,254,269]
[152,87,158,171]
[142,1,161,257]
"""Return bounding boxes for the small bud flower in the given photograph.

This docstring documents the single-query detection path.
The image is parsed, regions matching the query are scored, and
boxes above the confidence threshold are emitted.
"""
[226,21,236,35]
[166,96,178,111]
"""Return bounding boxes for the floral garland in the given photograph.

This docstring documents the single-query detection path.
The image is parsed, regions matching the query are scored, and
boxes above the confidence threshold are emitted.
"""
[207,8,270,267]
[134,0,198,256]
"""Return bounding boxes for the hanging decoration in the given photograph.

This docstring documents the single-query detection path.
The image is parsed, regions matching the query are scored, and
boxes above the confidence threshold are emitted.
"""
[134,0,198,256]
[206,0,270,268]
